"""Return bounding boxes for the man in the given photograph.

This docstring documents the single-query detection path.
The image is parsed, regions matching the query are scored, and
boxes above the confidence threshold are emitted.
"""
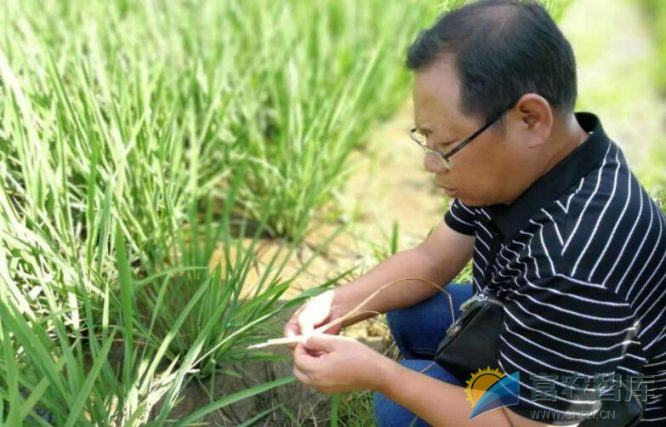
[284,0,666,425]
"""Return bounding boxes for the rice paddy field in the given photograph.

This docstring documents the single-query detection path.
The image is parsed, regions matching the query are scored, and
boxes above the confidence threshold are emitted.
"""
[0,0,664,426]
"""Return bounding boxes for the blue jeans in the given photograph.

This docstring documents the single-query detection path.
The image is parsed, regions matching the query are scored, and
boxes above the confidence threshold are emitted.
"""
[373,283,474,427]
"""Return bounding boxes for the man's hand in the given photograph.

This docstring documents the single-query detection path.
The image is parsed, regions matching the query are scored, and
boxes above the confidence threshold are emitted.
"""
[283,290,343,339]
[292,334,389,393]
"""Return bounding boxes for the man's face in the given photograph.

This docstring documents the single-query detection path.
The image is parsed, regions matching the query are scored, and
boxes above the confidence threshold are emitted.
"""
[412,56,530,207]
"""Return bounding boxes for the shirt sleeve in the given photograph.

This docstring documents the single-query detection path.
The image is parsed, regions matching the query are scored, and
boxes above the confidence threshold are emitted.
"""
[498,277,637,425]
[444,199,477,235]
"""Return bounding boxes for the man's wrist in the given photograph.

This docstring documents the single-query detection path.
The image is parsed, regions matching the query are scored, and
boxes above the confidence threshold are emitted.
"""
[331,282,385,327]
[372,355,402,393]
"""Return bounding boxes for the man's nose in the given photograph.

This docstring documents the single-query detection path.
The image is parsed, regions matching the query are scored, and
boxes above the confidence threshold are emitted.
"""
[423,153,448,174]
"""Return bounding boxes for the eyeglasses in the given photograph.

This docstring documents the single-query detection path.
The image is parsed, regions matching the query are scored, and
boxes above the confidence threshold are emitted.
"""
[409,101,516,170]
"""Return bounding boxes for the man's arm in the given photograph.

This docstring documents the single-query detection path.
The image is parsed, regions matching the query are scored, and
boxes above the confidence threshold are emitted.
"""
[377,359,568,427]
[331,221,475,327]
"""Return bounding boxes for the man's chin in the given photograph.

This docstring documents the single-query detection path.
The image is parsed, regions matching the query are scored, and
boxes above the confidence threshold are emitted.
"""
[442,188,492,207]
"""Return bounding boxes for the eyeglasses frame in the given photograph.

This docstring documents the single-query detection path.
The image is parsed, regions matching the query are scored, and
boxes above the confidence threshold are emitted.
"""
[409,100,518,170]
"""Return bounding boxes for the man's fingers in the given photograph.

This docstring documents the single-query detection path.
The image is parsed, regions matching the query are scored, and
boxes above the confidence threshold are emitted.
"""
[304,332,349,351]
[293,343,321,371]
[292,365,311,385]
[284,319,299,338]
[284,305,306,338]
[320,321,341,335]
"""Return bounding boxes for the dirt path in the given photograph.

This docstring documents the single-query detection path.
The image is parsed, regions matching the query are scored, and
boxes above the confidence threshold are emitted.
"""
[341,101,447,248]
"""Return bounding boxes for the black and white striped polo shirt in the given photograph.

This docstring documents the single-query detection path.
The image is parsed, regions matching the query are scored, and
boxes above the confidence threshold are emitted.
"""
[444,112,666,425]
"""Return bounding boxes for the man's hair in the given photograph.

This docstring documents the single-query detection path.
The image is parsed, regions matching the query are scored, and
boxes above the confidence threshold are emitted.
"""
[406,0,577,124]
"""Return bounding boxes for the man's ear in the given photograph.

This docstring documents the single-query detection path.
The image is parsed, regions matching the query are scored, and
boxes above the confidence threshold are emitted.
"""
[514,93,553,148]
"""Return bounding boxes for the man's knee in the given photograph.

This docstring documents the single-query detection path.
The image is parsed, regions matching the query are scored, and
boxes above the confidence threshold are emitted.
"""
[386,296,433,336]
[386,306,408,333]
[385,285,474,359]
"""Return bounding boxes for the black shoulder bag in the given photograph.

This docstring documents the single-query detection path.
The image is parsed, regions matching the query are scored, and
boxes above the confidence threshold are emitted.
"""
[433,225,643,426]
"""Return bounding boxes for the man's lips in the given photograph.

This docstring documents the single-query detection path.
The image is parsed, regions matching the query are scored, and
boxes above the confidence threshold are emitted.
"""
[434,177,456,193]
[434,180,458,196]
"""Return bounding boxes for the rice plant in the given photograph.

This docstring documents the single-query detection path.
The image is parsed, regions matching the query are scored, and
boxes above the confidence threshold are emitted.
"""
[0,166,310,424]
[1,0,440,242]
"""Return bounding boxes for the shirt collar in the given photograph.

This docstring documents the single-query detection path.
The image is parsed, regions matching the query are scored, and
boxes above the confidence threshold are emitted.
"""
[482,112,611,241]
